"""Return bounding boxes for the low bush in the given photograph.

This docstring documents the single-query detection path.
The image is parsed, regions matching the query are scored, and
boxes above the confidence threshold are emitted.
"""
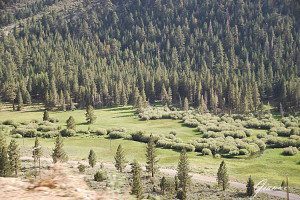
[48,118,59,123]
[257,132,267,139]
[107,127,126,134]
[131,131,159,143]
[108,131,132,140]
[37,125,59,132]
[183,118,199,128]
[78,164,86,172]
[202,148,212,156]
[291,128,300,136]
[223,131,246,139]
[60,129,76,137]
[270,127,291,137]
[11,128,37,137]
[94,171,108,182]
[172,143,195,152]
[40,131,59,138]
[282,146,298,156]
[239,149,249,155]
[93,128,107,136]
[12,133,22,138]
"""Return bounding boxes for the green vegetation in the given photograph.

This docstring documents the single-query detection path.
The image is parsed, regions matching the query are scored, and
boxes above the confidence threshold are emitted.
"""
[114,144,126,173]
[131,159,143,199]
[52,134,68,163]
[0,107,299,189]
[88,149,97,168]
[246,176,255,197]
[177,149,190,199]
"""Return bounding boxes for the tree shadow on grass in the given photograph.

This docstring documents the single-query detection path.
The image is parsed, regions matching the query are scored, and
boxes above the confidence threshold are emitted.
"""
[105,107,133,112]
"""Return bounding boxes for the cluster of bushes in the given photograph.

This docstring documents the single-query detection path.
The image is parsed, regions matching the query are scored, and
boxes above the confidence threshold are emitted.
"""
[92,128,107,136]
[94,170,108,182]
[10,121,61,138]
[281,116,300,128]
[108,131,132,140]
[156,138,195,152]
[269,127,291,137]
[282,146,299,156]
[193,137,265,157]
[202,130,247,139]
[138,107,187,121]
[266,136,300,148]
[60,129,76,137]
[242,117,283,130]
[131,131,160,143]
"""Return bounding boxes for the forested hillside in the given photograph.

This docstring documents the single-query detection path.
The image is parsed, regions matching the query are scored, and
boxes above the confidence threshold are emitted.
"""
[0,0,299,113]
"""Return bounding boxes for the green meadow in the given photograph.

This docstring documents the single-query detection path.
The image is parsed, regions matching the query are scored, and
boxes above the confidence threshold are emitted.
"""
[0,106,299,190]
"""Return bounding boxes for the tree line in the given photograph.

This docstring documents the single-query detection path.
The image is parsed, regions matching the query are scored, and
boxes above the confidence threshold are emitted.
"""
[0,0,299,114]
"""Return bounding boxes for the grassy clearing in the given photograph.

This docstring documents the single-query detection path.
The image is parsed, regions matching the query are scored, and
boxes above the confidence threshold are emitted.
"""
[0,106,300,190]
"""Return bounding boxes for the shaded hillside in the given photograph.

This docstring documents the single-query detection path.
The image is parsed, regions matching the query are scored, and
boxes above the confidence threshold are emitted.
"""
[0,0,299,113]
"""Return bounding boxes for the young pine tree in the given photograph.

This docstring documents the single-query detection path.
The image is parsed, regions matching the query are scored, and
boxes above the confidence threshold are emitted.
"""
[217,161,229,191]
[146,135,158,178]
[246,176,255,197]
[85,105,97,124]
[32,136,42,172]
[8,139,21,176]
[177,149,190,200]
[52,134,68,163]
[0,134,10,177]
[160,176,167,195]
[66,116,76,130]
[114,144,126,172]
[43,110,49,121]
[131,160,143,199]
[88,149,97,168]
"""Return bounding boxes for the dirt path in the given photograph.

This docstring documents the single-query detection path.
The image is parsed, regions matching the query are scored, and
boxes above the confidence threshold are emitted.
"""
[21,157,300,200]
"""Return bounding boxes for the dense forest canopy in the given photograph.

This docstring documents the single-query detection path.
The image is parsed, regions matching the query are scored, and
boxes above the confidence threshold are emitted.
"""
[0,0,299,113]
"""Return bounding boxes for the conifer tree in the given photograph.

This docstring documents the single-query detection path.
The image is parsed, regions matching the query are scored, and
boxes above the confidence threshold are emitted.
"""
[32,136,42,172]
[160,176,167,195]
[8,139,20,176]
[246,175,255,197]
[52,134,68,163]
[0,134,10,177]
[217,161,229,191]
[43,110,49,121]
[131,160,143,199]
[146,135,158,178]
[183,97,189,111]
[70,99,75,111]
[17,89,23,111]
[66,116,76,130]
[85,105,97,124]
[88,149,97,168]
[177,149,190,200]
[114,144,126,172]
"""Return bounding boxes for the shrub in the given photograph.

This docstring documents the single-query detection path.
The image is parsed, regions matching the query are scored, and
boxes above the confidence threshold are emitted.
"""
[170,131,177,136]
[60,129,76,137]
[94,128,107,136]
[107,127,126,134]
[108,131,132,140]
[223,131,246,139]
[291,128,300,136]
[282,146,298,156]
[131,131,159,143]
[257,132,267,139]
[203,131,224,138]
[202,148,212,156]
[11,128,37,137]
[12,133,22,138]
[48,118,59,123]
[78,164,86,172]
[94,171,108,182]
[270,127,291,137]
[3,119,15,126]
[239,149,249,155]
[214,154,221,158]
[245,130,252,137]
[183,118,199,128]
[41,131,59,138]
[172,143,195,152]
[37,125,58,132]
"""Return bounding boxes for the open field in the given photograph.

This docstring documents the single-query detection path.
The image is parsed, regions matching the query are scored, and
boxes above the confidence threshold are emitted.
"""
[0,106,300,191]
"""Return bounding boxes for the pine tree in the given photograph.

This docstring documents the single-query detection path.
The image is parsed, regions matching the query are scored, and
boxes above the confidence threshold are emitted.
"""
[43,110,49,121]
[177,149,190,200]
[146,135,158,178]
[114,144,126,172]
[183,97,189,111]
[217,161,229,191]
[32,136,42,173]
[8,139,20,176]
[246,175,255,197]
[52,134,68,163]
[88,149,97,168]
[160,176,167,195]
[131,160,143,199]
[85,105,97,124]
[0,134,10,177]
[66,116,76,130]
[279,103,284,118]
